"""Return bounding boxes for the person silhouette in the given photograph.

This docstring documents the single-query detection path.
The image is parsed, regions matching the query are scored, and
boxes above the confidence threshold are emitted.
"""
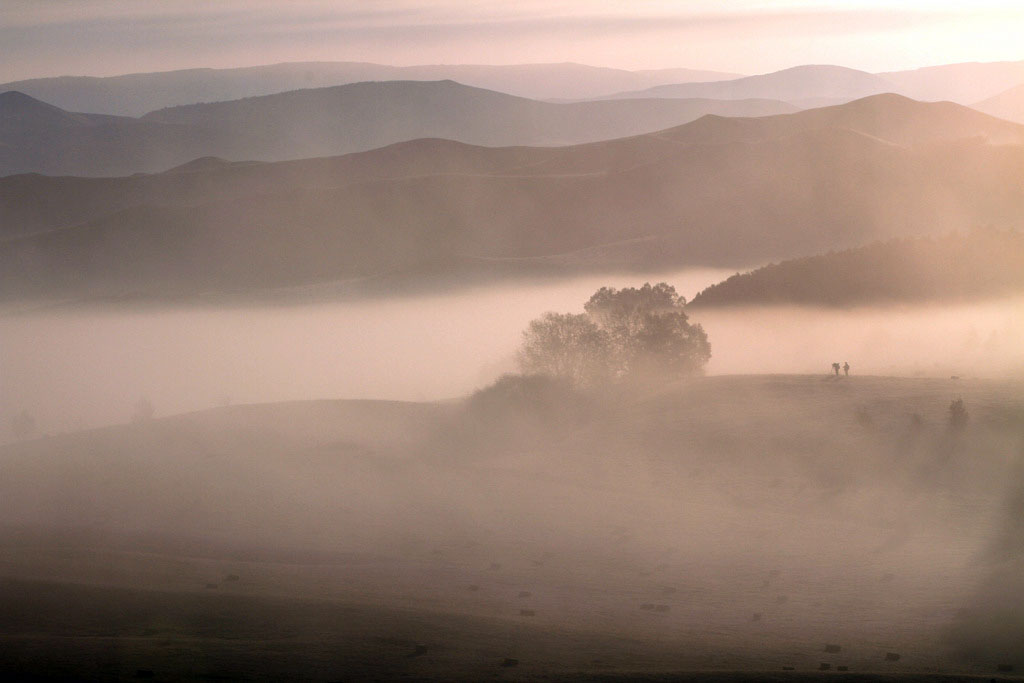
[832,362,840,376]
[843,362,850,377]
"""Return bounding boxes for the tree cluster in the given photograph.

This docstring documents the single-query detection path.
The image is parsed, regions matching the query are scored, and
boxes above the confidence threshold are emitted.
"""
[518,282,710,386]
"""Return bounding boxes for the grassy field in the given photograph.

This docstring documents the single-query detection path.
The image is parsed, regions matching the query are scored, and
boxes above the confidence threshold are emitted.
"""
[0,375,1022,681]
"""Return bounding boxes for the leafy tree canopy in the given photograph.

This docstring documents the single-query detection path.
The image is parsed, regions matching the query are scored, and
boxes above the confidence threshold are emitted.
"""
[518,283,710,385]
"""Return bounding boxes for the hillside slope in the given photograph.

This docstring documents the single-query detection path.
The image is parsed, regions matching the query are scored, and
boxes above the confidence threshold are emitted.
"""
[1,377,1022,677]
[689,230,1024,308]
[974,83,1024,124]
[603,65,897,102]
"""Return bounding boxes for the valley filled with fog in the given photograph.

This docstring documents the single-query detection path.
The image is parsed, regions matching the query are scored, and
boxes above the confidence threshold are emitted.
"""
[4,5,1024,679]
[3,270,1022,435]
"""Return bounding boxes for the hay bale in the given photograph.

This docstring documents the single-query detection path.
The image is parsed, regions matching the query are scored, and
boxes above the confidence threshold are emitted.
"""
[997,664,1014,673]
[204,583,218,589]
[519,609,536,617]
[885,652,901,662]
[819,663,831,671]
[824,644,841,653]
[518,590,532,598]
[501,658,519,668]
[752,612,762,622]
[467,584,480,592]
[653,604,670,613]
[640,603,656,611]
[837,666,849,672]
[409,645,428,658]
[224,574,240,583]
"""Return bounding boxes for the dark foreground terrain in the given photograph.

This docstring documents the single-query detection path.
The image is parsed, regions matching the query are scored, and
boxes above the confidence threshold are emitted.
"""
[1,376,1022,681]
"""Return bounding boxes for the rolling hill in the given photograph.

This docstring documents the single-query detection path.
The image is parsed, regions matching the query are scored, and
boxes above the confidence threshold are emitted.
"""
[3,95,1024,304]
[0,82,796,177]
[0,61,741,117]
[689,230,1024,308]
[0,91,224,177]
[602,61,1024,106]
[974,83,1024,124]
[601,65,897,102]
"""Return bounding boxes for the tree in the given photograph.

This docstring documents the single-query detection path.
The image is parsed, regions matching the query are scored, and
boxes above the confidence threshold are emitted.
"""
[584,283,710,379]
[517,312,611,386]
[517,283,711,386]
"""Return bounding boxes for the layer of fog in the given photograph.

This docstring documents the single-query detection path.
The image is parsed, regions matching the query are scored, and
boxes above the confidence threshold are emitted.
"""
[2,268,1022,436]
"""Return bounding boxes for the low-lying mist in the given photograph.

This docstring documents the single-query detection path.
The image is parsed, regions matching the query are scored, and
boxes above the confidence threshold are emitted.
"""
[2,270,1022,436]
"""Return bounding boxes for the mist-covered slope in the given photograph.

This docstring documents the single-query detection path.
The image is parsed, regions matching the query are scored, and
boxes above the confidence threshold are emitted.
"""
[0,61,741,117]
[602,65,897,102]
[1,376,1022,677]
[879,60,1024,104]
[0,82,796,177]
[3,95,1024,303]
[0,91,225,177]
[139,80,797,160]
[974,83,1024,124]
[603,61,1024,106]
[689,230,1024,308]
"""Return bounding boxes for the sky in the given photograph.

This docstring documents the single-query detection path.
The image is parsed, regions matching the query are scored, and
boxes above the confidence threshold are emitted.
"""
[1,0,1023,82]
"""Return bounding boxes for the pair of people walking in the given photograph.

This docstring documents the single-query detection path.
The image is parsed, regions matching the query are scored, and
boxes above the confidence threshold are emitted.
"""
[831,362,850,377]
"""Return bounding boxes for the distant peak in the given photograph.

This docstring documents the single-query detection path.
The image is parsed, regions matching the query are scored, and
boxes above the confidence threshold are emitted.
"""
[0,90,43,104]
[163,156,233,174]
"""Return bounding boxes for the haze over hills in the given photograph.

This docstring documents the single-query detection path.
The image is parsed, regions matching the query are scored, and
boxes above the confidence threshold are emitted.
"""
[602,61,1024,106]
[600,65,898,102]
[0,91,224,177]
[3,94,1024,304]
[879,60,1024,104]
[1,375,1022,678]
[139,80,798,162]
[0,61,742,117]
[689,230,1024,308]
[974,83,1024,124]
[0,82,797,177]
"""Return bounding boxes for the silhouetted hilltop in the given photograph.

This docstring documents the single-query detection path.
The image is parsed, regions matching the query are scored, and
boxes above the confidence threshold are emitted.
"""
[689,230,1024,308]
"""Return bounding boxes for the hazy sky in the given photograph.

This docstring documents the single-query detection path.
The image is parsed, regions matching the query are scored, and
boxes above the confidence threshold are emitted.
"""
[1,0,1023,82]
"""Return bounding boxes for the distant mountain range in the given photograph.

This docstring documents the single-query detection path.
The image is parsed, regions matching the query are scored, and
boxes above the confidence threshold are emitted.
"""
[974,84,1024,124]
[689,230,1024,308]
[6,59,1024,120]
[567,61,1024,106]
[602,65,895,102]
[3,94,1023,305]
[0,61,742,117]
[0,83,797,177]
